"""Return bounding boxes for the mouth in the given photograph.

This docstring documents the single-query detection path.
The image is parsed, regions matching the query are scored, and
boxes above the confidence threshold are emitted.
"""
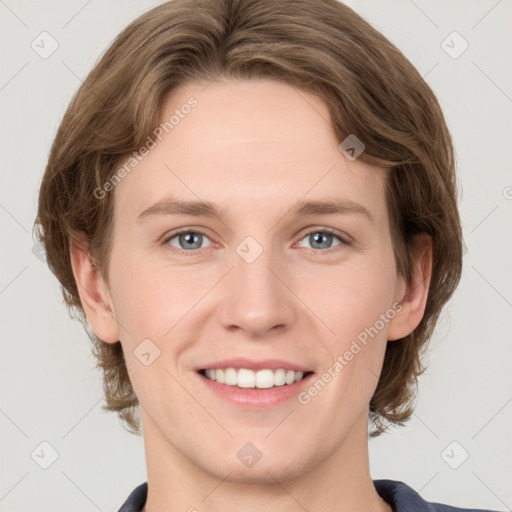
[198,367,314,389]
[196,357,315,411]
[195,357,315,408]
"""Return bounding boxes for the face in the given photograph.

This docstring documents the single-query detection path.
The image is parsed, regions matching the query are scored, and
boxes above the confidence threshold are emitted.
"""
[97,79,409,482]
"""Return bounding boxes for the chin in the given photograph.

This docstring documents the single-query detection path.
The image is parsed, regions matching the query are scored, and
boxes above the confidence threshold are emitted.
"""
[199,449,314,484]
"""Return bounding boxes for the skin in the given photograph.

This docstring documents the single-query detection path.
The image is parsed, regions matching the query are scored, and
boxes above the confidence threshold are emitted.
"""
[71,78,432,512]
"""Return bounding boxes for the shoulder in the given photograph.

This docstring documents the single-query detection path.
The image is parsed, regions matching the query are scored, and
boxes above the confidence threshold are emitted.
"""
[373,479,500,512]
[117,482,148,512]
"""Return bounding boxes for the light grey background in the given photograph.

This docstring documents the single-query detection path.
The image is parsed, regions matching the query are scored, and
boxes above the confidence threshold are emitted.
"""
[1,0,511,510]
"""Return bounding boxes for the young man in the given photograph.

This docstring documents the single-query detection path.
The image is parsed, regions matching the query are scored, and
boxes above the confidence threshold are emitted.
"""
[34,0,499,510]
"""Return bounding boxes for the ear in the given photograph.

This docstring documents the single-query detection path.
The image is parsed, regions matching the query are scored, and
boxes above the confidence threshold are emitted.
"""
[69,238,120,343]
[387,234,433,341]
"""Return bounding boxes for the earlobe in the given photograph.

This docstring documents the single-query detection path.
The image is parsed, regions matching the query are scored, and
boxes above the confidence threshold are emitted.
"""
[69,239,120,343]
[387,234,433,342]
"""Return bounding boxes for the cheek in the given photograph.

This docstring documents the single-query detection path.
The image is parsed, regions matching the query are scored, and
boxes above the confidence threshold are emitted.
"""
[309,252,397,397]
[305,268,396,416]
[315,257,397,340]
[109,273,164,339]
[107,249,186,338]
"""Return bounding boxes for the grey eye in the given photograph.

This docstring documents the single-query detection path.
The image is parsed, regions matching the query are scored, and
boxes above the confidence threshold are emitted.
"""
[168,231,211,251]
[299,231,343,250]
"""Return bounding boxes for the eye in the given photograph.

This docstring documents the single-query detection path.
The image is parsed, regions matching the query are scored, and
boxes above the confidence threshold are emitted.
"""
[163,229,213,255]
[295,228,350,252]
[161,227,351,257]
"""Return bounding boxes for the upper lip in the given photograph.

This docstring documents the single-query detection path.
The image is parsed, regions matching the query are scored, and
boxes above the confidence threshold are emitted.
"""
[197,358,313,373]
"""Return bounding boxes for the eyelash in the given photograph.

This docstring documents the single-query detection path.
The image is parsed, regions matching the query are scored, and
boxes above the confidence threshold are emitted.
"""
[161,227,353,257]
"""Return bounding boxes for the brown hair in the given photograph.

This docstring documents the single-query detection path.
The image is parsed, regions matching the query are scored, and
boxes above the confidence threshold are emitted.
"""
[34,0,463,436]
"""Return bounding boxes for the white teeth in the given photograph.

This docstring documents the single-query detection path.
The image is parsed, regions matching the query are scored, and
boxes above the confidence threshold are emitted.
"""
[205,369,216,380]
[274,368,286,386]
[237,368,255,388]
[203,367,308,388]
[285,370,295,385]
[255,369,274,389]
[224,367,237,385]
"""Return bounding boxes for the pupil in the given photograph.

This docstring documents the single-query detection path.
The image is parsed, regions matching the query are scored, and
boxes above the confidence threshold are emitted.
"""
[312,232,331,249]
[183,232,200,248]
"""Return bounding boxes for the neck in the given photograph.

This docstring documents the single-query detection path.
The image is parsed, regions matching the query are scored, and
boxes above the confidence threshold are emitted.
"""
[140,410,392,512]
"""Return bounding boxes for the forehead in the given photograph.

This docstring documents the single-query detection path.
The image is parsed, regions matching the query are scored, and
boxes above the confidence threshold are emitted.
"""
[113,78,389,224]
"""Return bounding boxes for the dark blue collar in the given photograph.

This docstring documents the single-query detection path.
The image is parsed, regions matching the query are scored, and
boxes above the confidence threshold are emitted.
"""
[117,479,498,511]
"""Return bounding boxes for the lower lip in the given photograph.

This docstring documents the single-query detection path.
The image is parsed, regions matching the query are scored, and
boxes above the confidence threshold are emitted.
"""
[198,372,314,409]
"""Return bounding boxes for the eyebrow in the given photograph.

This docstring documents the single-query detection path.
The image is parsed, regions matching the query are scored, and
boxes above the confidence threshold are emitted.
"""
[136,196,374,223]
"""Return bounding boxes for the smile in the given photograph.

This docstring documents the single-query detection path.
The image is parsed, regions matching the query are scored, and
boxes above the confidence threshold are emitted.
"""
[200,367,313,389]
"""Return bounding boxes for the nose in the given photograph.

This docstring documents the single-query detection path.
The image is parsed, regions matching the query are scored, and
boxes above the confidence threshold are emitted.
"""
[217,240,297,338]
